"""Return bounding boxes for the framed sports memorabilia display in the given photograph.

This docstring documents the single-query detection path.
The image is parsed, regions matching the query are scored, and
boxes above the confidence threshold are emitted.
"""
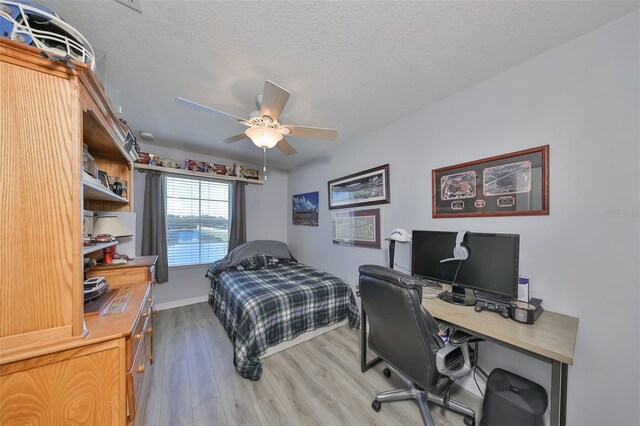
[432,145,549,218]
[332,208,381,248]
[328,164,390,210]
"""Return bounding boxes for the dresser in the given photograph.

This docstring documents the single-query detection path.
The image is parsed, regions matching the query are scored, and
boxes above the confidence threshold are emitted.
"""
[0,39,156,425]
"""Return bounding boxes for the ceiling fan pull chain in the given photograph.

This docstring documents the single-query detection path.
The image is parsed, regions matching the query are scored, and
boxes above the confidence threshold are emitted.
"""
[263,146,268,181]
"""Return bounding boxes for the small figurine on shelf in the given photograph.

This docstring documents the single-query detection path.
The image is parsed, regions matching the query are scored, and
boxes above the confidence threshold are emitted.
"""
[111,177,124,197]
[227,163,238,176]
[148,154,161,166]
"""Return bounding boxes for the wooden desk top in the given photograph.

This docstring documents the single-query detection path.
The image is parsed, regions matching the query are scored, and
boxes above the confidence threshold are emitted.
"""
[84,282,151,341]
[422,297,578,365]
[0,283,151,367]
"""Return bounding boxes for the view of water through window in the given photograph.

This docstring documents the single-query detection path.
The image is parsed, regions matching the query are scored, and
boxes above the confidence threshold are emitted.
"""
[165,176,230,267]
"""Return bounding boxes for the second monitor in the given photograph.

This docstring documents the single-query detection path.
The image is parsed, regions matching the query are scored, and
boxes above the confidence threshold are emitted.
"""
[412,230,520,305]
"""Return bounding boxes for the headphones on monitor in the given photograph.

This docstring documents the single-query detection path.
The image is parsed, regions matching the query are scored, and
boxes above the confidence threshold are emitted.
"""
[440,230,469,263]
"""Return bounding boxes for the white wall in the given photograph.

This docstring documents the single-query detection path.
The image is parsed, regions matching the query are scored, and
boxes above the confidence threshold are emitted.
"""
[134,143,288,306]
[288,12,639,426]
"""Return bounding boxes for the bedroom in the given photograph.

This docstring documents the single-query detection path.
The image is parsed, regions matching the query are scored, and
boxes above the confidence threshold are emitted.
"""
[0,1,638,426]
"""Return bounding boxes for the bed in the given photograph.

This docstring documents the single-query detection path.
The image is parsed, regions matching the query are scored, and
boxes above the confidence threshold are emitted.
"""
[206,241,360,380]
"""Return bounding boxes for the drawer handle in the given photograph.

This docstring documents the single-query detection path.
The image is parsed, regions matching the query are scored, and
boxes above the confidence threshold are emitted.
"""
[137,363,145,373]
[147,297,153,303]
[145,326,153,334]
[133,333,142,340]
[141,312,149,318]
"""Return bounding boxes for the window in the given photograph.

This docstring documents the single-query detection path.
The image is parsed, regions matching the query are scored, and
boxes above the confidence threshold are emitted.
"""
[165,176,230,267]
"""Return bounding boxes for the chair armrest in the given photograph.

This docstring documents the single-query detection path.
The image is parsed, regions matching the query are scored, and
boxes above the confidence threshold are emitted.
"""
[435,340,472,380]
[449,329,472,346]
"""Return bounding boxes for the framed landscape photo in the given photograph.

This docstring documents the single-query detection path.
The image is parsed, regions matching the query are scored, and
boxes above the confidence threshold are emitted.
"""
[332,208,381,249]
[432,145,549,218]
[292,192,319,226]
[328,164,390,209]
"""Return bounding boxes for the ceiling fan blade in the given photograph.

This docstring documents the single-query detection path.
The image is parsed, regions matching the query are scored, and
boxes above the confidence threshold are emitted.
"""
[219,133,248,144]
[276,138,297,156]
[259,81,290,121]
[175,97,247,123]
[283,125,338,141]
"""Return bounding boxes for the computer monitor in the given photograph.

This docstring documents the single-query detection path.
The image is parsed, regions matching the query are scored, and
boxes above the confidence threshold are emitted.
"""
[411,230,520,305]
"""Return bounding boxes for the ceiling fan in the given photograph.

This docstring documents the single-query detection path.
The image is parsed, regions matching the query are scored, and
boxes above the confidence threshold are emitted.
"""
[175,80,338,157]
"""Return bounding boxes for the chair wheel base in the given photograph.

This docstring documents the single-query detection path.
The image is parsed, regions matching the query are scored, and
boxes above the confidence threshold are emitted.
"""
[371,400,381,412]
[463,415,475,426]
[383,368,391,378]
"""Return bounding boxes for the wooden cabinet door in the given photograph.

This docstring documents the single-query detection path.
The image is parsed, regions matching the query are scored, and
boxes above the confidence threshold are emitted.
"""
[0,340,125,425]
[0,59,83,342]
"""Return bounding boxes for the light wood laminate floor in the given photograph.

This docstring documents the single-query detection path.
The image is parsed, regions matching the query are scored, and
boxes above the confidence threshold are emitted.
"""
[144,302,481,426]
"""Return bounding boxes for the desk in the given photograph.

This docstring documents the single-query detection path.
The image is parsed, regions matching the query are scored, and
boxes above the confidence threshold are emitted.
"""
[359,297,578,426]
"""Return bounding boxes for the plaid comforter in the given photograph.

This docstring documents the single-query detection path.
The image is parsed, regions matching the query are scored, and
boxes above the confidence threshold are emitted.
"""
[206,257,360,380]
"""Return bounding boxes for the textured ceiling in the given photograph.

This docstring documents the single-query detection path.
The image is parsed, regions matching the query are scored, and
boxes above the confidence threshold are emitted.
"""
[40,0,639,170]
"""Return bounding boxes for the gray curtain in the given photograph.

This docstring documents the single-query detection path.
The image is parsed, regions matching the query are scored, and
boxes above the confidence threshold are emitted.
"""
[141,171,169,283]
[228,181,247,251]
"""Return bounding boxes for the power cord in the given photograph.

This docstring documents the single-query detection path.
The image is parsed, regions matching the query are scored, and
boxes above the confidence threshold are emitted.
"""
[451,260,463,286]
[440,260,464,298]
[415,276,446,299]
[422,285,445,299]
[473,340,484,398]
[392,262,412,274]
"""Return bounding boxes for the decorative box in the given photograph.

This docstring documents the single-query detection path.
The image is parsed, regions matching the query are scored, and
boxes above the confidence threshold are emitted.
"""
[185,159,210,172]
[211,163,228,175]
[241,168,260,180]
[135,152,151,164]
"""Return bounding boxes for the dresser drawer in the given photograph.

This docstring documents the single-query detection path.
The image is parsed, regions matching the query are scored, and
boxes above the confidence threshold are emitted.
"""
[126,285,153,369]
[87,267,150,288]
[127,333,147,423]
[127,312,147,368]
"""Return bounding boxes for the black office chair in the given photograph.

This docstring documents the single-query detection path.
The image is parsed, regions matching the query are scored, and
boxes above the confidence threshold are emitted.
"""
[359,264,476,426]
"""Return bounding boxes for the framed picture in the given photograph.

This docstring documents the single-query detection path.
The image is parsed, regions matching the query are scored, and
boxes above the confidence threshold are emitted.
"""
[97,170,110,189]
[328,164,390,209]
[332,208,381,248]
[432,145,549,218]
[292,192,319,226]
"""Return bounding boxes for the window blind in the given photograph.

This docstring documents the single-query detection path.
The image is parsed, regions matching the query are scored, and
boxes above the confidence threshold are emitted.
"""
[165,176,230,267]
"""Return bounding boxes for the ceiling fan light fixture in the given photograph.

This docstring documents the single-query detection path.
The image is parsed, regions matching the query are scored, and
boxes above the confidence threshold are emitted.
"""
[245,126,282,149]
[280,126,292,136]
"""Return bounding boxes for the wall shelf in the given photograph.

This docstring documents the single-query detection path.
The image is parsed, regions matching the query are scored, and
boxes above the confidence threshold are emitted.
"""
[134,163,264,185]
[83,241,118,255]
[83,176,129,203]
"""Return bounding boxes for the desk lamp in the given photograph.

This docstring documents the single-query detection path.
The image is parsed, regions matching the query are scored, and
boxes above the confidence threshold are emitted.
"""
[93,216,132,264]
[386,228,411,269]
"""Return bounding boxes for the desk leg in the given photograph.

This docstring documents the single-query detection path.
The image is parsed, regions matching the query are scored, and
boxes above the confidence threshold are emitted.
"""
[550,360,568,426]
[360,306,382,373]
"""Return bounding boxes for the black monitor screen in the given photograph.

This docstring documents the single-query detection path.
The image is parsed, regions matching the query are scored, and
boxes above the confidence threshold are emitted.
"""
[411,230,519,299]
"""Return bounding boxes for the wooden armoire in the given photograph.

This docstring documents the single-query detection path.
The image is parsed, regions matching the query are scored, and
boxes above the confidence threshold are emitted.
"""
[0,38,156,425]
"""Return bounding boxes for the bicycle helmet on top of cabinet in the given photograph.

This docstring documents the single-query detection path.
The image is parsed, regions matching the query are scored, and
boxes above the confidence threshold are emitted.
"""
[0,0,95,69]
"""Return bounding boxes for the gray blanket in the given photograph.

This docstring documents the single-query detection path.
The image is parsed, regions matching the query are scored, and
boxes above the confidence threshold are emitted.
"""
[210,240,294,271]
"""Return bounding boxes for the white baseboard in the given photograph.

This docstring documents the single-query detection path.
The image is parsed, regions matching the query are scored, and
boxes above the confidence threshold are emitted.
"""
[155,295,209,311]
